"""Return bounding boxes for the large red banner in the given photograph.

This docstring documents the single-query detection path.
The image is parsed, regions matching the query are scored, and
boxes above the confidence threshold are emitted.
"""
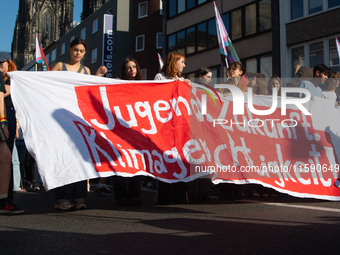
[74,80,340,200]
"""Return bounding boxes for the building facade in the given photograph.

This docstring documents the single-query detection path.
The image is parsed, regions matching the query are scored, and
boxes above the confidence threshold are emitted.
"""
[163,0,275,80]
[279,0,340,80]
[82,0,111,20]
[133,0,163,79]
[12,0,74,70]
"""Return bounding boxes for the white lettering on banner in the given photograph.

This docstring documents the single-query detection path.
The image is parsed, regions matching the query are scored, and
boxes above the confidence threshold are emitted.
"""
[75,121,187,179]
[89,86,191,133]
[187,135,338,188]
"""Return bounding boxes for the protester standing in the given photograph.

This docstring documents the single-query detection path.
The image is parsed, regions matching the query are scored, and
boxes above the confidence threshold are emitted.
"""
[0,70,24,214]
[154,52,190,84]
[51,38,106,210]
[297,64,330,98]
[217,62,247,96]
[0,52,19,204]
[154,52,189,204]
[111,57,144,206]
[322,71,340,107]
[195,67,213,87]
[267,76,282,96]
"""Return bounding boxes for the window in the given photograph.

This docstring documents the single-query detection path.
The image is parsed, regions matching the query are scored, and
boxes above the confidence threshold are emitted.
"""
[156,33,162,49]
[243,54,272,78]
[138,2,148,18]
[175,31,184,55]
[260,55,272,78]
[231,9,242,40]
[245,4,256,36]
[51,48,56,62]
[309,41,323,68]
[91,48,97,63]
[160,0,163,15]
[329,0,340,8]
[178,0,185,14]
[136,35,145,52]
[290,37,339,76]
[92,18,98,34]
[141,69,147,79]
[309,0,323,14]
[197,22,207,51]
[290,0,339,20]
[291,46,305,75]
[187,0,195,10]
[259,0,272,32]
[246,58,258,74]
[70,35,75,43]
[207,19,217,48]
[168,34,176,52]
[168,0,208,18]
[81,28,86,40]
[291,0,304,19]
[46,53,50,64]
[186,27,196,54]
[329,38,340,71]
[61,43,65,55]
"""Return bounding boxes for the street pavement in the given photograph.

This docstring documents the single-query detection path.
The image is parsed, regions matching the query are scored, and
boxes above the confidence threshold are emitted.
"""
[0,183,339,255]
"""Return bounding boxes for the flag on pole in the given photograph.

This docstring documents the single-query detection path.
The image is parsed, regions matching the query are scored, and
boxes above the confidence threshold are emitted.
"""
[157,53,164,71]
[335,36,340,65]
[213,1,248,86]
[213,1,240,67]
[35,33,50,71]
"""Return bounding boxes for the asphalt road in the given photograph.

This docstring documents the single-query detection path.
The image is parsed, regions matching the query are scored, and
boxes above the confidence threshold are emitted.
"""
[0,184,339,255]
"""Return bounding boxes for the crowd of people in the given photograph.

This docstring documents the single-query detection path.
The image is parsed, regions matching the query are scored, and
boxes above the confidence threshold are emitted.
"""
[0,38,339,214]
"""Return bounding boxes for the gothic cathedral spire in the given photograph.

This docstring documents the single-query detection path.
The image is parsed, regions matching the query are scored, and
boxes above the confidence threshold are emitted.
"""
[12,0,74,69]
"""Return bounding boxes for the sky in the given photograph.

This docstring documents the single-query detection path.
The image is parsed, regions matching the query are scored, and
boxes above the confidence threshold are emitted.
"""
[0,0,83,53]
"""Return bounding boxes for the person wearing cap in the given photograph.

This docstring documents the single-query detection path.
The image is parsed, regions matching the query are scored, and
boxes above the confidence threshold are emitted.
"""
[0,52,19,204]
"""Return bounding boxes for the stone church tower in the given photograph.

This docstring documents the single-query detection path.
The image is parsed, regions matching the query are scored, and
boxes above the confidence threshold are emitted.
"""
[82,0,110,20]
[12,0,74,69]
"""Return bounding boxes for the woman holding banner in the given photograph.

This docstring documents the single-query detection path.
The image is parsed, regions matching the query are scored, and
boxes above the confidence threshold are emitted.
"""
[109,57,144,206]
[154,52,189,204]
[154,52,190,84]
[51,38,106,210]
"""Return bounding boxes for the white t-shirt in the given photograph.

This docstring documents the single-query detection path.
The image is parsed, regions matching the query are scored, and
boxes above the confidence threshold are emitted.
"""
[322,90,337,107]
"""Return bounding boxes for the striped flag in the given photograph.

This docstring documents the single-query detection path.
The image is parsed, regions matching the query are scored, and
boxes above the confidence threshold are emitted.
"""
[336,36,340,64]
[213,1,248,85]
[157,53,164,71]
[213,1,240,67]
[35,33,50,71]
